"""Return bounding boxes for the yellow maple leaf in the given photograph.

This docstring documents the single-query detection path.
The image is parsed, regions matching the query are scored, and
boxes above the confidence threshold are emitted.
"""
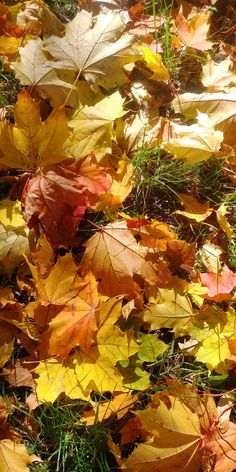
[175,194,213,222]
[34,297,139,402]
[163,113,223,164]
[139,46,170,81]
[190,306,236,373]
[66,92,127,161]
[27,251,82,305]
[0,90,69,170]
[143,287,193,334]
[216,203,233,239]
[0,439,40,472]
[0,200,30,275]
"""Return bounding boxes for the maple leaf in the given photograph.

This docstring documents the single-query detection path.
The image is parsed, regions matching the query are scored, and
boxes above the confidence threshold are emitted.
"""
[139,46,170,81]
[0,439,40,472]
[119,381,236,471]
[0,36,22,56]
[82,392,138,425]
[175,194,213,222]
[40,272,100,358]
[0,91,68,170]
[200,264,236,301]
[216,203,233,239]
[44,10,138,87]
[94,157,133,211]
[119,391,203,471]
[165,240,196,273]
[143,287,193,334]
[199,242,223,273]
[27,251,82,305]
[22,156,111,245]
[34,297,139,401]
[190,306,236,373]
[201,56,236,92]
[66,92,127,161]
[172,5,214,51]
[163,113,223,164]
[172,90,236,146]
[80,220,160,298]
[0,200,30,275]
[12,38,77,107]
[0,321,17,368]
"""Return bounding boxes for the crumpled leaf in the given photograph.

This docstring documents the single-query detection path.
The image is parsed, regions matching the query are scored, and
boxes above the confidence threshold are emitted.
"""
[0,91,68,170]
[175,194,213,222]
[0,439,40,472]
[200,264,236,301]
[17,0,64,36]
[66,92,127,161]
[44,10,138,86]
[22,156,111,245]
[163,113,223,164]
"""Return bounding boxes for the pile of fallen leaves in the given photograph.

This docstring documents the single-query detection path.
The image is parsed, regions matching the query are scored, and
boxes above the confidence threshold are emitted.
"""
[0,0,235,470]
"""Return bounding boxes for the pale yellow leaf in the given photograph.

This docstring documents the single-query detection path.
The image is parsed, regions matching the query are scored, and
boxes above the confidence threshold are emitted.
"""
[163,114,223,164]
[216,203,233,239]
[0,439,39,472]
[66,92,127,160]
[201,56,236,92]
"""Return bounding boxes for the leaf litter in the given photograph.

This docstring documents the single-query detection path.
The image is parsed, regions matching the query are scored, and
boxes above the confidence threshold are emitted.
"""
[0,0,235,470]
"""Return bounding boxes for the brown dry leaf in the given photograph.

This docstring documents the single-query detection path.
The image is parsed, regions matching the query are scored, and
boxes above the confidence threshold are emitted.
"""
[2,360,35,388]
[175,194,213,222]
[166,240,196,273]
